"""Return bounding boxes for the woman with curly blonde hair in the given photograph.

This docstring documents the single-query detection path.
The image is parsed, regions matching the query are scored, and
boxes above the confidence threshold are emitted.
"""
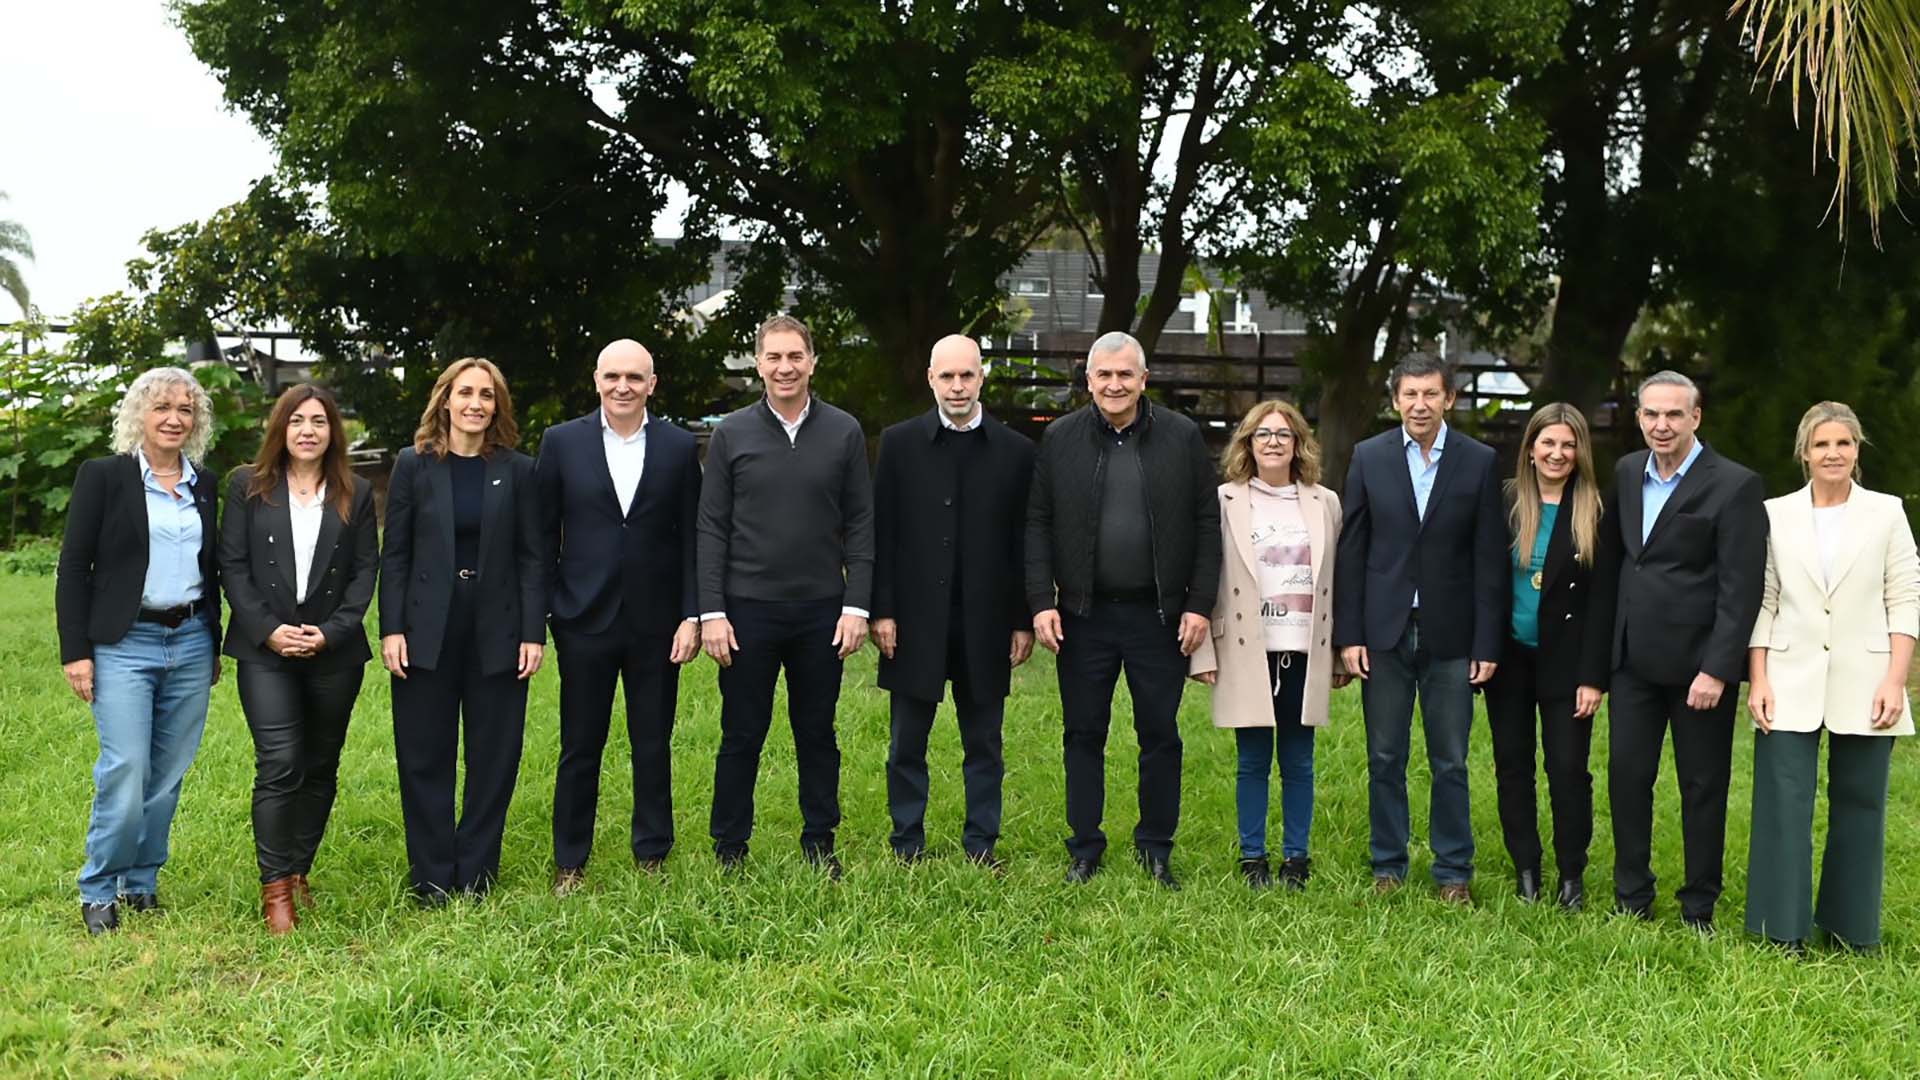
[56,367,222,934]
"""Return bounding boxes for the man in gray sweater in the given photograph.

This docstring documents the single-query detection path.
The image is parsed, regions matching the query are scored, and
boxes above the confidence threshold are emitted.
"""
[698,314,874,877]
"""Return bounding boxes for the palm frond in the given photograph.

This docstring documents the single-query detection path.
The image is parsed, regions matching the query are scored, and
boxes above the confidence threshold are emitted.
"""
[0,258,29,317]
[1730,0,1920,242]
[0,221,34,262]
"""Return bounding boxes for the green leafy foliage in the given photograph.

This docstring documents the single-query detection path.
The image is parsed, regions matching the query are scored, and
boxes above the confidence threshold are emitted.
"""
[2,303,265,546]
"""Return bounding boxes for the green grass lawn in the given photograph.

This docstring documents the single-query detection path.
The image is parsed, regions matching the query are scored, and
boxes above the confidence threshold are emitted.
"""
[1,574,1916,1077]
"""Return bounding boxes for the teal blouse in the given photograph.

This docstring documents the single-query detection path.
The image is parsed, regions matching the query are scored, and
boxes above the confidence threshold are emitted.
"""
[1510,502,1558,648]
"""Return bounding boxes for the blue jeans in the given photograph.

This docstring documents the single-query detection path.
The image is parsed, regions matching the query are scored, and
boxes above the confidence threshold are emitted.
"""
[1362,616,1475,884]
[78,620,214,904]
[1235,651,1314,860]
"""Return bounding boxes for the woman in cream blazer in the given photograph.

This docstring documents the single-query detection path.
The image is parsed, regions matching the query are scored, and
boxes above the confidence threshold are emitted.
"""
[1746,401,1918,950]
[1190,400,1345,891]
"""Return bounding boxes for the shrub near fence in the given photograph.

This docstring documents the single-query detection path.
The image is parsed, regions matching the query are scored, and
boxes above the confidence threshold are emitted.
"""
[2,335,264,548]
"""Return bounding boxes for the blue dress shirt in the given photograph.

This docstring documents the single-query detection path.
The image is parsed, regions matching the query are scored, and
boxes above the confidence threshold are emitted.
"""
[1640,438,1704,544]
[1403,422,1448,608]
[137,449,203,608]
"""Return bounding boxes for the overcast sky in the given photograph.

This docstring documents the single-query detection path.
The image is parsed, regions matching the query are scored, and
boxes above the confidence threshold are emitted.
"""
[1,1,279,320]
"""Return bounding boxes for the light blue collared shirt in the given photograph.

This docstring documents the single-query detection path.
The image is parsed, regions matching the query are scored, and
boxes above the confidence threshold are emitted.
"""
[1403,422,1448,608]
[1641,438,1705,543]
[1402,421,1449,521]
[137,449,203,608]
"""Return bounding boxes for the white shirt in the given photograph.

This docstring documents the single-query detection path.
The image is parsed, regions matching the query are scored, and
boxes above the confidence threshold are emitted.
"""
[1812,500,1849,587]
[289,482,326,603]
[602,408,648,516]
[768,397,811,445]
[939,406,984,432]
[1401,422,1448,608]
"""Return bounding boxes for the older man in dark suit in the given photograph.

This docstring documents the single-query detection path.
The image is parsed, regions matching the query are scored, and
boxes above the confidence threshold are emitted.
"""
[1579,370,1766,932]
[537,339,702,894]
[1334,355,1507,903]
[870,335,1036,868]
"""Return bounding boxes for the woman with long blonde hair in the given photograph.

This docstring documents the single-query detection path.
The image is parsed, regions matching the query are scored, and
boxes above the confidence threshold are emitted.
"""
[1483,402,1604,910]
[379,357,548,903]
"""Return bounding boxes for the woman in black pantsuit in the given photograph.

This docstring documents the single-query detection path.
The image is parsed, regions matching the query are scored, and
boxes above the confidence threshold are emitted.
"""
[1483,403,1604,910]
[219,383,378,933]
[380,357,546,903]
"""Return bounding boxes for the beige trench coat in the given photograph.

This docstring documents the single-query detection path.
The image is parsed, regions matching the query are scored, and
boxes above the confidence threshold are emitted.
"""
[1749,484,1918,736]
[1189,481,1344,728]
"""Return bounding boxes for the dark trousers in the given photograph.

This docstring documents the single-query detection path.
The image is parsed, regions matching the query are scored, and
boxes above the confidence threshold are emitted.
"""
[1746,729,1894,947]
[1607,666,1736,919]
[709,597,844,857]
[552,623,681,868]
[1057,601,1186,862]
[236,662,364,883]
[1483,639,1593,881]
[887,688,1006,857]
[1361,615,1475,884]
[392,582,529,897]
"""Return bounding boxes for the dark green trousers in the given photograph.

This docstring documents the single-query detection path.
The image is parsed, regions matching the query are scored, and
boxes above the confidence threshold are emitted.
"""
[1745,728,1895,947]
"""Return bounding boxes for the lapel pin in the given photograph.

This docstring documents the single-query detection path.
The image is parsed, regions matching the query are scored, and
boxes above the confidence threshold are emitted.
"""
[492,478,503,486]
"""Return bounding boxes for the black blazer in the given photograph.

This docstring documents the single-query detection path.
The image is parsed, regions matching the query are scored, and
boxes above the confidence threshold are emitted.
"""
[377,447,548,677]
[1505,480,1596,696]
[56,453,222,664]
[1333,425,1506,661]
[535,411,700,638]
[872,410,1036,704]
[1580,443,1767,688]
[218,470,379,671]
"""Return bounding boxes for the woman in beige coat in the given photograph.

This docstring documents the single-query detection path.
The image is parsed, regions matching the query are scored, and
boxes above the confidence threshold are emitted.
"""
[1746,401,1917,950]
[1190,400,1345,890]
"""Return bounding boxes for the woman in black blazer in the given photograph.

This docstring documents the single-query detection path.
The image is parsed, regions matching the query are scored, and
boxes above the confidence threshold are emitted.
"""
[379,357,547,903]
[55,367,222,935]
[1484,403,1604,910]
[219,384,378,933]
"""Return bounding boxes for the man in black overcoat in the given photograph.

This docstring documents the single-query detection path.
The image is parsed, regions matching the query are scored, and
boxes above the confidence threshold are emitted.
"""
[870,334,1036,867]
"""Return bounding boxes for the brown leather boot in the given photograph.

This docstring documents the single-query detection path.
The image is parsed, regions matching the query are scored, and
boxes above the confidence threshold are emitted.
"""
[262,878,298,935]
[290,874,314,910]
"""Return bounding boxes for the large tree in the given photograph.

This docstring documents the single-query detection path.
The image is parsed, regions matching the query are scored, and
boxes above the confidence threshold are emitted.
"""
[1523,0,1737,416]
[1226,0,1556,486]
[973,0,1341,355]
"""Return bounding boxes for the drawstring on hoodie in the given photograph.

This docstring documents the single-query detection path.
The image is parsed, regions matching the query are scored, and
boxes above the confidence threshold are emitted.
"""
[1272,651,1293,697]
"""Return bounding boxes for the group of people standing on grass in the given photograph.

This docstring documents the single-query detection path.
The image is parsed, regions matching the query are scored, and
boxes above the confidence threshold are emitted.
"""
[55,315,1915,955]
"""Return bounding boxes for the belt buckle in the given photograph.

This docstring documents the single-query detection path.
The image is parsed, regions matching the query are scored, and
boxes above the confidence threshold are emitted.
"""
[457,568,478,580]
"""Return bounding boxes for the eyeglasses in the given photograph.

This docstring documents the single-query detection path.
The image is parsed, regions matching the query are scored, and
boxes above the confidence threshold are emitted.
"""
[1251,428,1295,445]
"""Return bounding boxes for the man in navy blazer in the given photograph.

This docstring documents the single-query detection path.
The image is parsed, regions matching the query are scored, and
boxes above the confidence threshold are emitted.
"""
[537,339,702,894]
[1334,356,1506,902]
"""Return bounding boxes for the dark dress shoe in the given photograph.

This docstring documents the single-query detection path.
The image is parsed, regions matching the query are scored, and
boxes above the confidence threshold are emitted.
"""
[1515,869,1542,904]
[965,849,1005,874]
[1682,914,1715,936]
[1616,900,1655,922]
[893,846,926,866]
[1137,852,1180,891]
[635,855,667,874]
[553,867,587,897]
[118,893,162,914]
[81,901,119,936]
[805,849,844,881]
[1064,856,1100,884]
[413,888,452,909]
[1277,856,1312,891]
[1240,856,1273,891]
[1556,877,1585,912]
[717,847,748,873]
